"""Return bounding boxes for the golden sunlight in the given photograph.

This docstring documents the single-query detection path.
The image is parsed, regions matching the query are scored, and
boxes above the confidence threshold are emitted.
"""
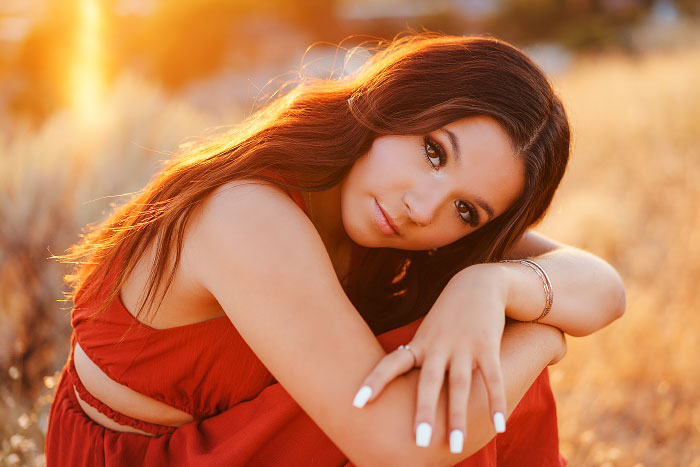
[70,0,104,123]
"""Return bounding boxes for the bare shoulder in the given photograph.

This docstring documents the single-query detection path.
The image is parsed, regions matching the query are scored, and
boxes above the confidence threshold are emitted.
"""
[183,179,343,319]
[198,179,311,233]
[187,179,321,261]
[185,180,330,288]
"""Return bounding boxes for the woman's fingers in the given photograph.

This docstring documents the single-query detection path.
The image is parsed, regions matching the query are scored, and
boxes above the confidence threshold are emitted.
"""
[414,353,448,448]
[353,338,507,452]
[477,347,507,434]
[352,346,416,408]
[447,353,473,454]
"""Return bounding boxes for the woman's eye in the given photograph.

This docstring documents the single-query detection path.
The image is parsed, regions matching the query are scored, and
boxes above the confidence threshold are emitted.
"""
[455,200,479,227]
[423,136,446,170]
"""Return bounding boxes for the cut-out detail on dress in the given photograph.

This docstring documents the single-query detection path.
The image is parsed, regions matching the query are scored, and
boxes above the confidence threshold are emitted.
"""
[72,342,193,434]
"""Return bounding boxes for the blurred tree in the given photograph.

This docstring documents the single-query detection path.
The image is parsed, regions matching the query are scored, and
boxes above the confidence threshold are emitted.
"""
[492,0,650,48]
[8,1,76,122]
[123,0,340,90]
[7,0,342,121]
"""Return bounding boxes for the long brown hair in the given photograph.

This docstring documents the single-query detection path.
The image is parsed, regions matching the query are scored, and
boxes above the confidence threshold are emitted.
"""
[61,33,570,335]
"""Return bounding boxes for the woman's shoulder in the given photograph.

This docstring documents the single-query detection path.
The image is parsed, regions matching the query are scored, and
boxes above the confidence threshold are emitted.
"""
[209,178,303,208]
[195,179,310,235]
[183,179,323,281]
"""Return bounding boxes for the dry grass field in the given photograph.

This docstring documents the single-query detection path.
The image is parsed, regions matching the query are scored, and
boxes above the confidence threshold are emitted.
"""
[1,46,699,465]
[541,48,700,465]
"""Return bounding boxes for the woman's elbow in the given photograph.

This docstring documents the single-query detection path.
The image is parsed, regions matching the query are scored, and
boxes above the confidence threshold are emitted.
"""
[573,271,626,338]
[608,268,627,322]
[612,278,626,321]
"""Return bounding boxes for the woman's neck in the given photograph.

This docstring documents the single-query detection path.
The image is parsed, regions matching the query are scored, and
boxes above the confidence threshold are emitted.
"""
[306,185,357,281]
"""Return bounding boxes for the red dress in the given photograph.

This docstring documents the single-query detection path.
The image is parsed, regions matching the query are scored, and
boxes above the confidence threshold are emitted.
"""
[46,190,566,466]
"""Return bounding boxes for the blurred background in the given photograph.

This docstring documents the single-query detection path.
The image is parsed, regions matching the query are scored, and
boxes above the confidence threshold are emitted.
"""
[1,0,699,465]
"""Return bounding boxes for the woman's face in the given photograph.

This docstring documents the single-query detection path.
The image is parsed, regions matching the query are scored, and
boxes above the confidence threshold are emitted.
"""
[339,116,525,250]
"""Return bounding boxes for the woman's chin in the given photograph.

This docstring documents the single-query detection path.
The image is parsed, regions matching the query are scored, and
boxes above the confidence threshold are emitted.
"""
[342,222,385,249]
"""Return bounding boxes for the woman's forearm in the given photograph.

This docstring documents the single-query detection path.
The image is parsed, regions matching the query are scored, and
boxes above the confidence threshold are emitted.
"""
[497,246,625,336]
[357,321,564,467]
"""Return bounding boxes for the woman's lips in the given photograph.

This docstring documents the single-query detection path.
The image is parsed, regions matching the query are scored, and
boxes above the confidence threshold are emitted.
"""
[374,200,399,236]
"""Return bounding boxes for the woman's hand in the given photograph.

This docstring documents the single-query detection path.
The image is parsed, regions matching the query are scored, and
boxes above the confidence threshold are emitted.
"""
[352,263,512,454]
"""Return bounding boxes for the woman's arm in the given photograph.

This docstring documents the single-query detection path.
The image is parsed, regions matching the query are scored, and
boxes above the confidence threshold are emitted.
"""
[183,182,564,467]
[500,230,626,336]
[357,230,624,454]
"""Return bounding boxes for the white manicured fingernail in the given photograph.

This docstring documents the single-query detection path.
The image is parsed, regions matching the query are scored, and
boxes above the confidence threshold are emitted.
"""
[352,386,372,408]
[449,429,464,453]
[415,422,432,447]
[493,412,506,433]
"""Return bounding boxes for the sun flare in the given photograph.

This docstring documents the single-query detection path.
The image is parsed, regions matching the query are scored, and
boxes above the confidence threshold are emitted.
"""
[71,0,104,123]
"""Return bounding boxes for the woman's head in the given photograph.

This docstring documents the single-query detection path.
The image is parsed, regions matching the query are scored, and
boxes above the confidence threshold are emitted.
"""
[62,32,570,333]
[340,34,569,254]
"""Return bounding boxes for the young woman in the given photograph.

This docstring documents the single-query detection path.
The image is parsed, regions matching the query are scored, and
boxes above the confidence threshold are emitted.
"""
[46,34,625,466]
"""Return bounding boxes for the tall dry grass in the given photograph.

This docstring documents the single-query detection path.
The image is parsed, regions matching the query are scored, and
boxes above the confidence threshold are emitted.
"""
[541,48,700,466]
[0,74,218,466]
[1,47,699,465]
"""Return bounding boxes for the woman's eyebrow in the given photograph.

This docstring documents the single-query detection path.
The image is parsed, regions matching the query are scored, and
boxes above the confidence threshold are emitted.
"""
[474,196,495,221]
[439,128,461,163]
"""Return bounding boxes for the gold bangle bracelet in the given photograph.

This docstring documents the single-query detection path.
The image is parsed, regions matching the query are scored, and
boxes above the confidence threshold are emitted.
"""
[500,259,553,323]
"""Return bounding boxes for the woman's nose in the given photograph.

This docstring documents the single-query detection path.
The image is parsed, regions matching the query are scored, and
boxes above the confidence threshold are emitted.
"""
[403,188,443,227]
